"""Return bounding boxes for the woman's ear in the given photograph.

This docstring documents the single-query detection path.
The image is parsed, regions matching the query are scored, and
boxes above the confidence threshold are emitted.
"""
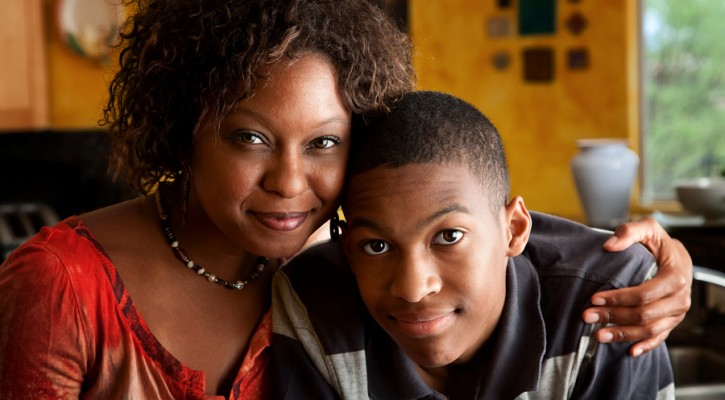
[504,196,532,257]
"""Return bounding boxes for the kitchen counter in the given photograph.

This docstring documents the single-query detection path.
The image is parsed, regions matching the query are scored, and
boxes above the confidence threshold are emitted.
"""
[668,225,725,273]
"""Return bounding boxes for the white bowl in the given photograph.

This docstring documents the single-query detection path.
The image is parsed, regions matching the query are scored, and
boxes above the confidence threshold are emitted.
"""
[675,177,725,220]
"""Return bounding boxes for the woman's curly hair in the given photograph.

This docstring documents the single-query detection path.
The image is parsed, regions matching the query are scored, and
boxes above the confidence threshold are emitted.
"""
[102,0,414,194]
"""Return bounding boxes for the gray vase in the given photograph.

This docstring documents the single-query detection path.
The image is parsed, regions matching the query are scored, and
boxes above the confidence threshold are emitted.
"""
[571,139,639,229]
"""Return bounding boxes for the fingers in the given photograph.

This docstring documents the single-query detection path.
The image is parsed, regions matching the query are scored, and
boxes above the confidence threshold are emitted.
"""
[603,216,662,252]
[598,215,693,311]
[584,288,690,357]
[590,269,690,308]
[584,288,691,326]
[593,316,681,357]
[629,333,670,357]
[604,218,693,290]
[591,217,696,357]
[590,284,658,308]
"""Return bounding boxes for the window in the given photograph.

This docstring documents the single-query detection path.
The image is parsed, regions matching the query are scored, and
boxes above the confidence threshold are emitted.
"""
[641,0,725,202]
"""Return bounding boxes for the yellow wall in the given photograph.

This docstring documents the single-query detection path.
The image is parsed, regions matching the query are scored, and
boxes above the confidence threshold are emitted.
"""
[43,0,114,129]
[43,0,640,220]
[410,0,640,220]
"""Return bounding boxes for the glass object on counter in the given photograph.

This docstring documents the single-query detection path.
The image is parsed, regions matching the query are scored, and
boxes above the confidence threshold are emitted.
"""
[571,139,639,229]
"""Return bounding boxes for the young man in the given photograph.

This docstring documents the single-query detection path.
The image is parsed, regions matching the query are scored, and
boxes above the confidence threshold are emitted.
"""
[271,91,675,399]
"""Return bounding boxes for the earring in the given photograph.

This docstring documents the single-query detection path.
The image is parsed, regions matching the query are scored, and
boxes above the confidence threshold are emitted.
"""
[329,214,341,242]
[182,169,191,226]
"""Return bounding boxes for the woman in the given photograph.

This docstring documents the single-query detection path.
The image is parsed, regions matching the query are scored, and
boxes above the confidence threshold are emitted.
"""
[0,0,690,398]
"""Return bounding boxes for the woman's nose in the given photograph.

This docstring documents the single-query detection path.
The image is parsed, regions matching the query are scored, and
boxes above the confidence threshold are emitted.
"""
[389,253,442,303]
[262,151,308,198]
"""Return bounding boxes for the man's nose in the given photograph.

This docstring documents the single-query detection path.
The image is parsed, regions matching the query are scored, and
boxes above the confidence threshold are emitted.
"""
[389,251,442,303]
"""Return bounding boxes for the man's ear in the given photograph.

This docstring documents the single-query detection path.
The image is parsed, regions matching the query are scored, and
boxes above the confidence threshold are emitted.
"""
[503,196,532,257]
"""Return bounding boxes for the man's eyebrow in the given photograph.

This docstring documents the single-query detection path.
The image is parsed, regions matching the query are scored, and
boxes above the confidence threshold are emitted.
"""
[346,217,381,232]
[417,204,469,231]
[347,204,470,232]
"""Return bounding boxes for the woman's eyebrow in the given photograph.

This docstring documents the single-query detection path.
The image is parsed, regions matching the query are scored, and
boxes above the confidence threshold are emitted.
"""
[229,107,349,129]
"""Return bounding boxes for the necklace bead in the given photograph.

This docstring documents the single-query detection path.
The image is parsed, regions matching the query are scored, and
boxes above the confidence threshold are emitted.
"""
[155,190,268,290]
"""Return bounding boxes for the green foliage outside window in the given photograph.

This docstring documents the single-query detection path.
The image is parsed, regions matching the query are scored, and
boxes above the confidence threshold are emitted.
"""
[643,0,725,200]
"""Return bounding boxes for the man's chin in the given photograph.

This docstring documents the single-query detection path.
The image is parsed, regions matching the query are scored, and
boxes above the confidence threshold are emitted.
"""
[398,340,460,369]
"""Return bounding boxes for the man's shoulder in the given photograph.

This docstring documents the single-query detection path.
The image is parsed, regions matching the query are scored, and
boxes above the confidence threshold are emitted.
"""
[279,240,355,295]
[523,212,656,288]
[510,213,673,399]
[515,212,658,365]
[271,240,372,399]
[274,239,366,340]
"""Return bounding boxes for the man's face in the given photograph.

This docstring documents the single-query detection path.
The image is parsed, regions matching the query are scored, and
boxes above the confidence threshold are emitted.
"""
[343,163,520,369]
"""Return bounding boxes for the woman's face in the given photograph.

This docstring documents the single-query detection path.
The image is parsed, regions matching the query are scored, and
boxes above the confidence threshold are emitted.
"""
[190,53,351,259]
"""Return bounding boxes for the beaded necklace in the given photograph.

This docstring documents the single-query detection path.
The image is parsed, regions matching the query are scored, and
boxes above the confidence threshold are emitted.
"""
[155,191,268,290]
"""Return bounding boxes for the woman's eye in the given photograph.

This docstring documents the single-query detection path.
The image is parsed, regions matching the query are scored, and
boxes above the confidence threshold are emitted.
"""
[361,240,390,255]
[233,131,264,145]
[432,229,463,245]
[310,136,340,149]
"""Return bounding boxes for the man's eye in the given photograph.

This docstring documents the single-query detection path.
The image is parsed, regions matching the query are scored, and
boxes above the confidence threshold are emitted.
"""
[432,229,463,245]
[233,131,264,144]
[311,136,340,149]
[361,240,390,255]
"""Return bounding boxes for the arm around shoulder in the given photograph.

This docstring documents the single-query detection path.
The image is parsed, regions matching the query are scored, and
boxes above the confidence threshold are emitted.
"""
[584,217,693,356]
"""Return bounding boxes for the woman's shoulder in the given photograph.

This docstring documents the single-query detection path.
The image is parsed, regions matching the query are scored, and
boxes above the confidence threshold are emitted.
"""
[4,215,99,265]
[0,215,115,292]
[80,197,157,261]
[0,199,153,306]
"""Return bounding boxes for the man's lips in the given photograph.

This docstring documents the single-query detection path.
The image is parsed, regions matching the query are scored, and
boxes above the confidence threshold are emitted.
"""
[390,311,456,338]
[251,211,308,231]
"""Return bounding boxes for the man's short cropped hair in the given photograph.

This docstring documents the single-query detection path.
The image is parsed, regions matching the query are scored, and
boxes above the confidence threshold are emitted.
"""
[347,91,510,210]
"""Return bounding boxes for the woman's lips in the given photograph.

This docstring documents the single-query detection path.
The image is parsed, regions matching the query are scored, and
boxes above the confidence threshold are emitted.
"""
[392,312,455,338]
[252,212,308,231]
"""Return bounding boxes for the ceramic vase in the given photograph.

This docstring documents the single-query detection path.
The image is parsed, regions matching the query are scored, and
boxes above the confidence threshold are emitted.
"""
[571,139,639,229]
